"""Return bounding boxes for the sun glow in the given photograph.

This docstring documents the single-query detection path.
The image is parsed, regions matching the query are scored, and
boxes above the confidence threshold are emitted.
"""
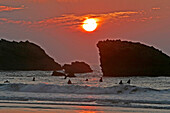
[82,18,98,32]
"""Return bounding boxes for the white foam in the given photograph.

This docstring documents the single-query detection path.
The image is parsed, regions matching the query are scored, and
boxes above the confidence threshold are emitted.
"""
[0,83,164,94]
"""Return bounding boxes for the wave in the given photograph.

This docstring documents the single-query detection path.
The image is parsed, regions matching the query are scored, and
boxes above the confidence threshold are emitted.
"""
[0,83,168,94]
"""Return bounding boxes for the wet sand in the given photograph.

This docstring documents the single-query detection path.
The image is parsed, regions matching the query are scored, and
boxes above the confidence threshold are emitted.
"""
[0,103,169,113]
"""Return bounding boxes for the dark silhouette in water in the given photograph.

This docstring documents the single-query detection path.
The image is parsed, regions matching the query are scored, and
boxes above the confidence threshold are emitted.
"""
[85,79,88,81]
[63,61,93,73]
[64,76,67,79]
[68,79,72,84]
[32,77,35,81]
[119,80,123,84]
[52,71,66,76]
[127,79,131,84]
[99,77,103,82]
[67,72,76,77]
[4,80,10,83]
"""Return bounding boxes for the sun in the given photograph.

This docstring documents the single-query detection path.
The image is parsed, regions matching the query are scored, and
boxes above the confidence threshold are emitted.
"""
[82,18,98,32]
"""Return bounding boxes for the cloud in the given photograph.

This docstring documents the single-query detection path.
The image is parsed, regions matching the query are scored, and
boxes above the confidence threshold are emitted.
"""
[152,7,161,10]
[35,11,139,28]
[0,5,24,12]
[0,18,31,25]
[0,10,159,30]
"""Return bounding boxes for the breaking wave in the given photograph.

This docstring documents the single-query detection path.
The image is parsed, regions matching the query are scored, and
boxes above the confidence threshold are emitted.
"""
[0,83,168,94]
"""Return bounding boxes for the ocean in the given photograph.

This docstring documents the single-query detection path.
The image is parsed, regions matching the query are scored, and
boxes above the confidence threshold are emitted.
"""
[0,65,170,112]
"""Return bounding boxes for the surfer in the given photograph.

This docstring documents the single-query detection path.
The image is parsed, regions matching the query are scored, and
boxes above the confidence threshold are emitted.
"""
[64,75,67,79]
[4,80,10,83]
[127,79,131,84]
[32,77,35,81]
[119,80,123,84]
[68,79,72,84]
[99,77,103,82]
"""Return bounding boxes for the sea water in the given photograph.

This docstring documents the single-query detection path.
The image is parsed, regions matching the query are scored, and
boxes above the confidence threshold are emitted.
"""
[0,65,170,110]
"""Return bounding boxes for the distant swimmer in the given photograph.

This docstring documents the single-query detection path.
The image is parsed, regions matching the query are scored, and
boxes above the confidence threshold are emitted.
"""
[85,79,88,81]
[32,77,35,81]
[99,77,103,82]
[119,80,123,84]
[127,79,131,84]
[4,80,10,83]
[64,76,67,79]
[67,79,72,84]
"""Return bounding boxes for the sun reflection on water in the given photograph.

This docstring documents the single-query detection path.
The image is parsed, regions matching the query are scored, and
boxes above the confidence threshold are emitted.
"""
[76,106,103,113]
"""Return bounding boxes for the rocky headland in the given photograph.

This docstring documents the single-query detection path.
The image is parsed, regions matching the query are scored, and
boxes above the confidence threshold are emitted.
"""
[0,39,61,70]
[97,39,170,77]
[52,71,66,76]
[63,61,93,73]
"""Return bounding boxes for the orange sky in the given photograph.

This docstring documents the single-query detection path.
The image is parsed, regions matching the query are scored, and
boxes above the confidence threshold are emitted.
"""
[0,0,170,64]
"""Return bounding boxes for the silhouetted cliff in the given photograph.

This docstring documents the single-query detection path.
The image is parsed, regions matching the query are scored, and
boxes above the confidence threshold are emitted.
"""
[97,40,170,77]
[0,39,61,70]
[63,61,93,73]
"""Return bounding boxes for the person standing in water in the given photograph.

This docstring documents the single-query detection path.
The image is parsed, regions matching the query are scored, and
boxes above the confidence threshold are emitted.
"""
[99,77,103,82]
[127,79,131,84]
[68,79,72,84]
[32,77,35,81]
[119,80,123,84]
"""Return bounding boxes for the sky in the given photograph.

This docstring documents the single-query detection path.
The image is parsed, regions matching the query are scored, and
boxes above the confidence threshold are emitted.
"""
[0,0,170,65]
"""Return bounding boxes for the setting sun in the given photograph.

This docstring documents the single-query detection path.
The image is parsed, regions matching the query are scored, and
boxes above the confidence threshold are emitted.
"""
[82,18,98,32]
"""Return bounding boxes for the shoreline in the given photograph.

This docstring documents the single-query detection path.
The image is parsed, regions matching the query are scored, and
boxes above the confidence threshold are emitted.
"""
[0,105,169,113]
[0,101,169,113]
